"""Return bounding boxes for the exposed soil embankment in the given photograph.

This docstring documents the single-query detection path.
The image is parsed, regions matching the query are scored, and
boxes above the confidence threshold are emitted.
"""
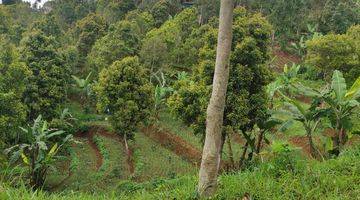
[272,47,301,72]
[141,125,202,166]
[85,126,135,174]
[75,132,103,170]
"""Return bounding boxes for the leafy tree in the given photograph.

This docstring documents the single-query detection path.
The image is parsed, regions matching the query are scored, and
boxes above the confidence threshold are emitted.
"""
[20,29,70,120]
[47,0,97,28]
[168,8,273,162]
[141,8,199,75]
[95,56,153,141]
[125,10,155,36]
[0,37,30,144]
[5,115,72,189]
[30,15,62,39]
[319,0,360,34]
[97,0,136,23]
[306,27,360,84]
[74,13,107,67]
[87,20,141,74]
[150,0,182,27]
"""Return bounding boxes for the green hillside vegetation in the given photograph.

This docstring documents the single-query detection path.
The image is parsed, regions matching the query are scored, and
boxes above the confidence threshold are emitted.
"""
[0,0,360,199]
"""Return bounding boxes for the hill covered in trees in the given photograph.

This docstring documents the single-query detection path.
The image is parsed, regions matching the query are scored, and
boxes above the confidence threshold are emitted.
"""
[0,0,360,199]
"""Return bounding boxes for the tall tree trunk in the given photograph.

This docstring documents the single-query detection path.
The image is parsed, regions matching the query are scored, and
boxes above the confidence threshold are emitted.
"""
[197,0,234,197]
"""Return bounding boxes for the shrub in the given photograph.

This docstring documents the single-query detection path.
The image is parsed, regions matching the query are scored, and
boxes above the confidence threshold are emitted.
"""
[306,26,360,84]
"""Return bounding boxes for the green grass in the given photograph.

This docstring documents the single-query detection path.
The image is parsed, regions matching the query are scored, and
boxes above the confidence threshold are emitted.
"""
[100,136,130,180]
[158,111,202,150]
[3,145,360,200]
[132,131,197,182]
[47,137,100,192]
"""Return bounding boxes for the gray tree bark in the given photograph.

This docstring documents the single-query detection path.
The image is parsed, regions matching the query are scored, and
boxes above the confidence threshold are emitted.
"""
[197,0,234,197]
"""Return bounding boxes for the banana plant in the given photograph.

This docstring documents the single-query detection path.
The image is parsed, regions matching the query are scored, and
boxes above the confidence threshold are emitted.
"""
[72,72,92,99]
[5,115,72,189]
[291,70,360,155]
[291,24,322,58]
[153,71,173,119]
[267,63,300,104]
[277,92,325,160]
[324,71,360,154]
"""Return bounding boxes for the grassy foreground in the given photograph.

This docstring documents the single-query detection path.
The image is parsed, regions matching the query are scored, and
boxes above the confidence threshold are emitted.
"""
[1,145,360,200]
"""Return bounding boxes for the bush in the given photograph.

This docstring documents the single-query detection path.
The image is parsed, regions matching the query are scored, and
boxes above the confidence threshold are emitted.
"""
[306,26,360,84]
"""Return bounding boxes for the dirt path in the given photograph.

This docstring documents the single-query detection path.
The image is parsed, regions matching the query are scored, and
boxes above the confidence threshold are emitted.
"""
[141,125,202,166]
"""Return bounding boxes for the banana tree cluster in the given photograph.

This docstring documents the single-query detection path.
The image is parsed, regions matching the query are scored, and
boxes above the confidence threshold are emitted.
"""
[283,70,360,157]
[5,115,72,189]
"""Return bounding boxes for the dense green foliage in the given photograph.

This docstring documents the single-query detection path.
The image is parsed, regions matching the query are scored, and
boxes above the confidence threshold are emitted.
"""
[306,25,360,83]
[242,0,360,49]
[97,0,136,23]
[45,0,96,28]
[88,20,141,74]
[95,57,153,138]
[5,115,72,189]
[0,37,29,144]
[20,22,70,120]
[141,8,199,76]
[169,8,273,140]
[1,0,360,198]
[74,13,107,69]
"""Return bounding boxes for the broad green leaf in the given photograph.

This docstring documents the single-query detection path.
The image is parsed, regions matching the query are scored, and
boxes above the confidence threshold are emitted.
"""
[37,141,48,150]
[331,70,347,102]
[46,130,65,139]
[280,92,307,117]
[278,120,294,132]
[21,153,29,165]
[345,76,360,99]
[293,83,321,98]
[325,137,333,152]
[48,143,58,156]
[262,118,283,130]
